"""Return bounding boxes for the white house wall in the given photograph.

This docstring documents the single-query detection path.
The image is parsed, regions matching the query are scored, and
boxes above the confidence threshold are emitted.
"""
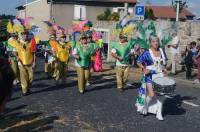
[26,0,50,40]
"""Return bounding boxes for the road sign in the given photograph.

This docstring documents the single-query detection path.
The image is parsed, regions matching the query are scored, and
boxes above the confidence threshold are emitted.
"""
[134,4,145,20]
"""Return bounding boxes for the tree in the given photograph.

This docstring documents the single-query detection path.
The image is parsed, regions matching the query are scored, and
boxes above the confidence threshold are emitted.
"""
[0,14,14,41]
[145,8,156,20]
[97,8,111,21]
[97,9,119,21]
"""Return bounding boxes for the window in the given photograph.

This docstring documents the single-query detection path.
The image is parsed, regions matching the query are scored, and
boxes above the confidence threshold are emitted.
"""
[74,5,86,20]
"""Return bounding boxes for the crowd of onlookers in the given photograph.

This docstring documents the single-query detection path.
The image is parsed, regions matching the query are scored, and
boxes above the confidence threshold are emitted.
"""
[181,38,200,83]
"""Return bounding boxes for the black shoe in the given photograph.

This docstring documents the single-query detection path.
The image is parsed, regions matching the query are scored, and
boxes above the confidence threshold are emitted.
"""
[27,89,32,94]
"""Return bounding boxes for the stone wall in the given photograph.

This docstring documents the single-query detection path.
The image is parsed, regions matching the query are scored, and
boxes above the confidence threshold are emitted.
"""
[94,20,200,65]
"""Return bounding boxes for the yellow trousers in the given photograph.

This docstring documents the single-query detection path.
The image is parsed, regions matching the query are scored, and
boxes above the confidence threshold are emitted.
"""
[45,61,56,78]
[19,65,33,93]
[44,63,48,73]
[54,61,67,81]
[76,67,90,93]
[116,66,130,89]
[10,60,20,81]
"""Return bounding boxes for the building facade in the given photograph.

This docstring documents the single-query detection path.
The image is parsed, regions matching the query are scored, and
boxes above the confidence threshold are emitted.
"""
[16,0,137,40]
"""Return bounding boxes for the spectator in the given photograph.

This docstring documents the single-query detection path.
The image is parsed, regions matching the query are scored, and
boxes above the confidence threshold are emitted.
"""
[193,38,200,83]
[184,43,193,80]
[191,41,197,57]
[0,57,14,113]
[168,32,180,75]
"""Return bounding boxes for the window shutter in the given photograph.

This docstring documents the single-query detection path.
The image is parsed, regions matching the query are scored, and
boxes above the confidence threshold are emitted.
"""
[74,5,86,20]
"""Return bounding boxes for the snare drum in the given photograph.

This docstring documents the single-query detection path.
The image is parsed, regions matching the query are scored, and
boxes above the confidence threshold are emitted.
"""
[153,77,176,95]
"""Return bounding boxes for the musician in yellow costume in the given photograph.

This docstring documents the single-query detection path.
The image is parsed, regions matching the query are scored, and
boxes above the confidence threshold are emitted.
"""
[15,30,36,96]
[54,34,71,84]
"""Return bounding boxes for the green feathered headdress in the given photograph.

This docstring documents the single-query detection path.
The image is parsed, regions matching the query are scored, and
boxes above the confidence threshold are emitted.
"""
[135,20,173,49]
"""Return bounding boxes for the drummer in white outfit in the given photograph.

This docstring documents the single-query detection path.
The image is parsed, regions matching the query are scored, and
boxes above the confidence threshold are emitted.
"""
[137,35,167,121]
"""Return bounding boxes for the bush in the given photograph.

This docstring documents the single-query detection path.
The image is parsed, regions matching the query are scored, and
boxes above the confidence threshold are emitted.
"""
[0,19,9,41]
[97,9,119,21]
[108,12,120,21]
[145,8,156,20]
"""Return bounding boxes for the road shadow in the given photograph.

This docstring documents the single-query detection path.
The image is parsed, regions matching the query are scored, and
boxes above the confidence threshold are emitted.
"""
[86,78,116,92]
[31,80,77,95]
[33,76,54,82]
[3,105,27,115]
[124,82,141,90]
[31,83,51,89]
[8,97,21,102]
[162,94,196,116]
[0,105,58,132]
[67,70,77,78]
[34,70,44,75]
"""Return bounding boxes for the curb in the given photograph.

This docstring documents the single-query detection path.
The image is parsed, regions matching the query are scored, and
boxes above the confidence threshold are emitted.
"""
[173,78,200,89]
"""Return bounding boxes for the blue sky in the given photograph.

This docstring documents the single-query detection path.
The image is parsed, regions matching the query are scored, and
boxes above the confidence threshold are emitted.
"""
[0,0,199,17]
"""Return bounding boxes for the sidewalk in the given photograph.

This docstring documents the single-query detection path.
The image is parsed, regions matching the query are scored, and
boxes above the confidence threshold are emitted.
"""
[169,71,200,88]
[103,61,200,88]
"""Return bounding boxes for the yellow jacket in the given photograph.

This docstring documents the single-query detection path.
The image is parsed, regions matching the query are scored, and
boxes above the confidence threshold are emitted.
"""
[55,42,71,62]
[15,41,34,65]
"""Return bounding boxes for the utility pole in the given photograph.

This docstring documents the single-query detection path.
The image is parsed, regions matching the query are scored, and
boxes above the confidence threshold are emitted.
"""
[25,0,28,18]
[50,0,53,22]
[124,3,128,16]
[175,0,181,21]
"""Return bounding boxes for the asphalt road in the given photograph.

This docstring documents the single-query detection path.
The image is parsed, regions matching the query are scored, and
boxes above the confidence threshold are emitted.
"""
[1,58,200,132]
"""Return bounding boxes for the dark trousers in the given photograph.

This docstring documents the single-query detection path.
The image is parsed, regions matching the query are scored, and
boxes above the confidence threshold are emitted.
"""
[197,58,200,80]
[186,64,192,79]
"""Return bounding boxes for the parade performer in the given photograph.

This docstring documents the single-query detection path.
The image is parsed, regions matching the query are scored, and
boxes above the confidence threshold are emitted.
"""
[73,34,97,94]
[6,21,21,85]
[43,34,57,78]
[4,33,20,85]
[93,32,103,72]
[111,33,134,92]
[54,33,71,84]
[10,17,39,96]
[136,35,167,121]
[15,30,36,96]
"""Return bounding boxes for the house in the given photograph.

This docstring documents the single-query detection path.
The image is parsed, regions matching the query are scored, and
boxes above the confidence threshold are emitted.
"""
[16,0,137,40]
[146,6,195,21]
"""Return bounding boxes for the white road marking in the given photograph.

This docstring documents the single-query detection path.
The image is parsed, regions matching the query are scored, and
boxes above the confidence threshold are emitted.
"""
[126,83,133,86]
[182,101,200,107]
[164,95,173,99]
[164,95,199,107]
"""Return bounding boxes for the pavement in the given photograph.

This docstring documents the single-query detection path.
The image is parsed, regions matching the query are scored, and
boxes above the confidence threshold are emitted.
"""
[0,58,200,132]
